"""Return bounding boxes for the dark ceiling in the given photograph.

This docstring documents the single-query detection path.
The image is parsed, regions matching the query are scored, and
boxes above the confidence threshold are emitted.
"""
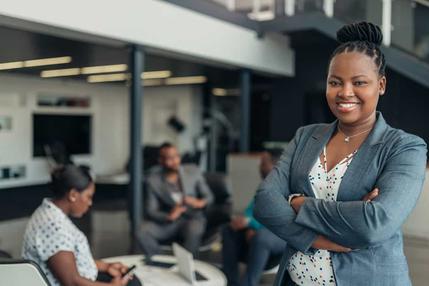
[0,25,264,87]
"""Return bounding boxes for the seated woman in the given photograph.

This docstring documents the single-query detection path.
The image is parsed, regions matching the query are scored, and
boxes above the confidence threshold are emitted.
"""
[22,165,141,286]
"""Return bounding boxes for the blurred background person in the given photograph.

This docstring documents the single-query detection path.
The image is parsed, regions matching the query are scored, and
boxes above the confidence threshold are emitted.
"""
[22,165,141,286]
[139,142,213,257]
[222,148,286,286]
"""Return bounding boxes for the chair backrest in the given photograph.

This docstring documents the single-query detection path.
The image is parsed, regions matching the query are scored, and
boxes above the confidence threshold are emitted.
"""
[0,259,51,286]
[203,172,231,204]
[0,249,12,258]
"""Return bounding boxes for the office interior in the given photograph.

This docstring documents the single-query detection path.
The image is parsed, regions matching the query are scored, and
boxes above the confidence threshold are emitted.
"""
[0,0,429,285]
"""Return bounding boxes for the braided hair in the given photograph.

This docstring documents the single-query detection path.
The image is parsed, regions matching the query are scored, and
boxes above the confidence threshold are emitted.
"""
[330,22,386,76]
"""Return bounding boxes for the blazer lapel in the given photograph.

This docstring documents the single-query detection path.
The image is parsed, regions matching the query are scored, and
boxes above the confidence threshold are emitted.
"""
[156,175,177,206]
[337,112,388,201]
[178,167,190,196]
[293,122,337,198]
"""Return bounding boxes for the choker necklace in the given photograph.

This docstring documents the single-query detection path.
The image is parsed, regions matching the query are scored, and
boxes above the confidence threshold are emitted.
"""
[337,125,373,143]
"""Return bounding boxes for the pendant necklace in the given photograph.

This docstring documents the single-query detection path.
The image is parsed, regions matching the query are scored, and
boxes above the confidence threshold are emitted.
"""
[337,125,372,143]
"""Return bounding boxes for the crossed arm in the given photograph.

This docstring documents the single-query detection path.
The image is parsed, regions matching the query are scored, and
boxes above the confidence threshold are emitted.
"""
[254,129,427,252]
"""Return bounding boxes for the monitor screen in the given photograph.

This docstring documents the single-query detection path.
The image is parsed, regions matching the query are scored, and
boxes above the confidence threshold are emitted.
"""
[33,114,92,157]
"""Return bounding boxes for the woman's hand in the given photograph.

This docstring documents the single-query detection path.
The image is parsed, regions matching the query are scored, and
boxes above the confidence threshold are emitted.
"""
[362,188,379,202]
[291,196,306,213]
[106,262,128,278]
[312,235,351,252]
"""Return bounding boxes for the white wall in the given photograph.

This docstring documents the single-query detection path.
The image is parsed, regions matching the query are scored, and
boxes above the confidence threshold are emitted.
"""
[0,0,294,76]
[0,74,203,189]
[142,85,203,154]
[0,74,129,188]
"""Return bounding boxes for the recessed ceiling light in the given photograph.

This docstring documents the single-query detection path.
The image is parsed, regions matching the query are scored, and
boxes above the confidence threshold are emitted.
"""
[87,73,129,83]
[0,56,72,71]
[81,64,128,74]
[0,61,24,70]
[212,88,240,96]
[24,56,72,67]
[165,76,207,85]
[141,70,171,79]
[212,88,227,96]
[40,68,80,78]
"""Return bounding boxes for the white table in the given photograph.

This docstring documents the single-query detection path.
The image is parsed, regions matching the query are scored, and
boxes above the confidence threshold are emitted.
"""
[103,254,226,286]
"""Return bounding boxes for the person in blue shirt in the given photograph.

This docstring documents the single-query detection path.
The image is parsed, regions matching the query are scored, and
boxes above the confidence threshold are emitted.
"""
[222,149,286,286]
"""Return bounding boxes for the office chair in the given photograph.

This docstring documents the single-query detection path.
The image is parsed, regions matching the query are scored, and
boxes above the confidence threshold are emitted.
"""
[0,259,51,286]
[0,249,12,258]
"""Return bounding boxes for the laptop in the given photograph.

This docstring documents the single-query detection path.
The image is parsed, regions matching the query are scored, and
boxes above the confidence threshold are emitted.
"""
[172,243,207,285]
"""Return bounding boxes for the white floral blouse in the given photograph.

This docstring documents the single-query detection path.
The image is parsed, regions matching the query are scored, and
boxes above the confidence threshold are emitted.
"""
[288,146,357,286]
[22,198,98,286]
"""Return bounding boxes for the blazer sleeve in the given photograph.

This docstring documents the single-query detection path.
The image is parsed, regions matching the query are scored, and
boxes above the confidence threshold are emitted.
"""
[254,127,319,253]
[195,169,214,206]
[146,181,170,223]
[294,135,427,249]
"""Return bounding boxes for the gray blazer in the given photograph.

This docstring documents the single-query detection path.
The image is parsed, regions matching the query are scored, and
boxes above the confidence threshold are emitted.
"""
[254,112,427,286]
[145,164,213,223]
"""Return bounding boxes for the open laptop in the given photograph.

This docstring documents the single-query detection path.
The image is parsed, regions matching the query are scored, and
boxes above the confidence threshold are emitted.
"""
[172,243,207,285]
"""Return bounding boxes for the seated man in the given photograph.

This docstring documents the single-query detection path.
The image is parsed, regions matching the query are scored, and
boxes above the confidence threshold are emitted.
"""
[222,149,286,286]
[139,142,213,257]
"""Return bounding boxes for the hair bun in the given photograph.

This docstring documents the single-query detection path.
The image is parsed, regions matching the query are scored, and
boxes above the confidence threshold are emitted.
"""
[336,22,383,46]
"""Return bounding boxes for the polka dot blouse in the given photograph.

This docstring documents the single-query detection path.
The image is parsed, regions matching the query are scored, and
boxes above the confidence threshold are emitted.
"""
[22,198,98,286]
[287,146,357,286]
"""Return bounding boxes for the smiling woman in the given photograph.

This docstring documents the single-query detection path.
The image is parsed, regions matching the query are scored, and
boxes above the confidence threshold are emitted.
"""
[254,22,427,286]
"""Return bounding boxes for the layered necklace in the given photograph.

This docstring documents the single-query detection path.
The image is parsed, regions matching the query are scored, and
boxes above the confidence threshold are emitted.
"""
[337,125,373,143]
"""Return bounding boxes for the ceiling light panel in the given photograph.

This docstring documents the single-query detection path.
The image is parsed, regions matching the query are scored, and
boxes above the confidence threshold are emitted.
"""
[87,73,129,83]
[212,88,227,96]
[0,56,72,71]
[141,70,172,79]
[40,68,80,78]
[165,76,207,85]
[81,64,128,74]
[24,56,72,67]
[0,61,24,70]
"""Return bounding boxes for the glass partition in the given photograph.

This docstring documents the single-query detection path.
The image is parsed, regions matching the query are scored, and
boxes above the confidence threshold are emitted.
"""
[333,0,371,24]
[204,0,429,64]
[391,1,429,64]
[293,0,325,14]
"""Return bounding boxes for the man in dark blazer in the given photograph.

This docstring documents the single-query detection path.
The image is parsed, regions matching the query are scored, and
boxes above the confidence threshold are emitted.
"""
[139,142,213,257]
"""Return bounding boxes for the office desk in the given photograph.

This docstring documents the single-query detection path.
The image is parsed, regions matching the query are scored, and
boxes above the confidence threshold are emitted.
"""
[103,254,226,286]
